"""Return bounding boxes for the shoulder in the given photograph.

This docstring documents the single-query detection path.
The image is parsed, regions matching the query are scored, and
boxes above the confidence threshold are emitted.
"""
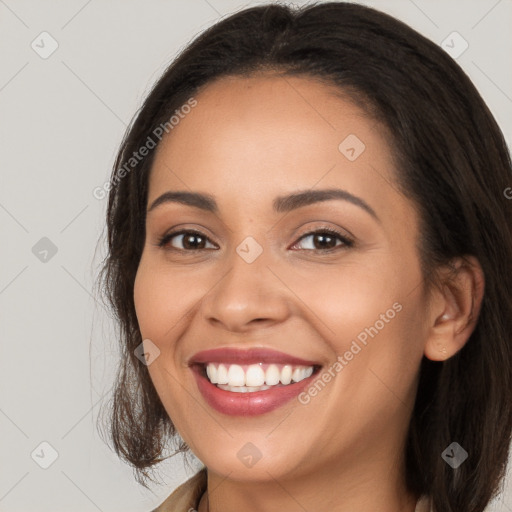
[151,468,207,512]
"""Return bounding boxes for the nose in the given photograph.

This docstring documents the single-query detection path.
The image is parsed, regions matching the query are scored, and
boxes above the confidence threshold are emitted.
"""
[199,247,291,334]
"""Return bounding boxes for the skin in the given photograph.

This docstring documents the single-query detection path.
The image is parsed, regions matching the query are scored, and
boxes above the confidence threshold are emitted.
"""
[133,73,484,512]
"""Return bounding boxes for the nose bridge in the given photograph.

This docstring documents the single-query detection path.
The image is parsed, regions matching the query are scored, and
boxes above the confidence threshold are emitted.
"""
[201,235,289,331]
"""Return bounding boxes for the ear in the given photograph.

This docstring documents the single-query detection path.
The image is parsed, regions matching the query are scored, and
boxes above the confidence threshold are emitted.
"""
[424,255,485,361]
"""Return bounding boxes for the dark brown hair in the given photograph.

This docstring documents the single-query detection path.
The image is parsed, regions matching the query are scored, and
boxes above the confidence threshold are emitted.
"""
[96,3,512,511]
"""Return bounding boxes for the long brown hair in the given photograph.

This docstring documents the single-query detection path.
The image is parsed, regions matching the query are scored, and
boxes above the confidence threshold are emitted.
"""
[96,3,512,511]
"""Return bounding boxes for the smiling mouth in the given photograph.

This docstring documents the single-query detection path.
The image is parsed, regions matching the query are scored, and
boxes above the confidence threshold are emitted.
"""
[197,362,322,393]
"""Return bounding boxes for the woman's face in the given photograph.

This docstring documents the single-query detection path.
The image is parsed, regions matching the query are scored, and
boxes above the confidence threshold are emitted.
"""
[134,73,431,481]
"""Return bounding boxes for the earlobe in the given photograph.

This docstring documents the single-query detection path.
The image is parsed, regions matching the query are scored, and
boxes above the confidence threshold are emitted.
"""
[424,256,485,362]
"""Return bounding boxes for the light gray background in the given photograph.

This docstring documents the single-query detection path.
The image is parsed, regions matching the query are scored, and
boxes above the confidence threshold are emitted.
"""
[1,0,511,510]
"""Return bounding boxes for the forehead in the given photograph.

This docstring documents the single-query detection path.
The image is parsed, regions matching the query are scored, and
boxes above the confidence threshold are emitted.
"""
[148,73,401,217]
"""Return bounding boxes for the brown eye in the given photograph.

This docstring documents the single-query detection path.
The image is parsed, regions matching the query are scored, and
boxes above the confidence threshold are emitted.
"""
[158,230,217,251]
[157,227,354,254]
[291,228,354,252]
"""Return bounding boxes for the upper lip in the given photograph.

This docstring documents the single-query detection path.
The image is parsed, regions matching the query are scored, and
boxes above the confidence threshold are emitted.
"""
[189,348,321,367]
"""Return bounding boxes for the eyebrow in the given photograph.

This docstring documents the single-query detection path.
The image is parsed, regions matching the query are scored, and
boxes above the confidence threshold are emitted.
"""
[147,188,380,222]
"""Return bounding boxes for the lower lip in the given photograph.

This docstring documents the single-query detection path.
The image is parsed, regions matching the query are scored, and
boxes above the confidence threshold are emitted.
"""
[191,365,319,416]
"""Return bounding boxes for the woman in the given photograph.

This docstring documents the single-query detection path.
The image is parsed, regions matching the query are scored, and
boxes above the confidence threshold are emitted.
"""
[97,2,512,511]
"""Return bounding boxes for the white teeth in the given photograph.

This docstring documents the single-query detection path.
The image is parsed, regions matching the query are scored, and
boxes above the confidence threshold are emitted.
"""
[204,362,315,390]
[217,384,272,392]
[245,364,265,387]
[292,367,314,382]
[206,364,217,384]
[217,364,228,385]
[265,364,281,385]
[292,367,303,383]
[280,365,292,385]
[227,364,245,386]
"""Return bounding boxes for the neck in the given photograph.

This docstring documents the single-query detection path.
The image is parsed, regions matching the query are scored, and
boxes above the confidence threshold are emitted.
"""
[199,453,419,512]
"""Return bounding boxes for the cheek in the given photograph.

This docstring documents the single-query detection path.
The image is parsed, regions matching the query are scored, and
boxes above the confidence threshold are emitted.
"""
[293,254,423,395]
[292,258,404,340]
[133,256,185,341]
[133,258,194,417]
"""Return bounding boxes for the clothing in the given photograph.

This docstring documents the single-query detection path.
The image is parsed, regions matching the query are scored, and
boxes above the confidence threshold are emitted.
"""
[151,468,207,512]
[151,468,433,512]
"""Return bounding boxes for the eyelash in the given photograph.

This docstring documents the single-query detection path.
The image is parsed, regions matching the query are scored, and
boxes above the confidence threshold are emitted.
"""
[157,227,354,254]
